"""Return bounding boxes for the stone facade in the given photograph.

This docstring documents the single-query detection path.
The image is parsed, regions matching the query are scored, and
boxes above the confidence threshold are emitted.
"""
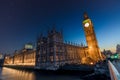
[4,13,103,70]
[4,49,36,67]
[35,27,89,70]
[82,13,103,62]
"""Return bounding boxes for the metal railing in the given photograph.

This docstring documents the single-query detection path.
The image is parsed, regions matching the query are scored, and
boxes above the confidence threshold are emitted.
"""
[108,60,120,80]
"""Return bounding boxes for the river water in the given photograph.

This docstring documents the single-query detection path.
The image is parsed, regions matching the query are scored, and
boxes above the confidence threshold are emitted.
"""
[0,67,82,80]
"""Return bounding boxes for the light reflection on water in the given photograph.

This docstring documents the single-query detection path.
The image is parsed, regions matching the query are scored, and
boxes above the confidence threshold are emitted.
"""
[0,67,35,80]
[0,67,81,80]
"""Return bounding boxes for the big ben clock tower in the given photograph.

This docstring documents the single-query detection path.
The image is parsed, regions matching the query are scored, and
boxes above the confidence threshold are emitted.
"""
[82,12,102,63]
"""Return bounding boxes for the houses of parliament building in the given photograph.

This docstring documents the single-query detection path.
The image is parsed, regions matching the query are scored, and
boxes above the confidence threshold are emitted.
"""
[4,13,104,70]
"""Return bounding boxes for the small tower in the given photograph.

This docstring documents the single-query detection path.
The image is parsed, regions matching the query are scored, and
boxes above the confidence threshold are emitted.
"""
[82,12,102,63]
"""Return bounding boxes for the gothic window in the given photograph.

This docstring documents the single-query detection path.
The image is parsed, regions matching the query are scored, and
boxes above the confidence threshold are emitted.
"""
[50,56,53,62]
[56,56,59,61]
[87,30,90,34]
[50,47,53,52]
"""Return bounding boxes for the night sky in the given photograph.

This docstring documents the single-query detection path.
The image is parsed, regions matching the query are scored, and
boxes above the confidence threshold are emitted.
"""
[0,0,120,53]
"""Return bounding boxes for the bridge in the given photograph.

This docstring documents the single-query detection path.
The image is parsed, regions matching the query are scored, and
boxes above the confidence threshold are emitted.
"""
[108,60,120,80]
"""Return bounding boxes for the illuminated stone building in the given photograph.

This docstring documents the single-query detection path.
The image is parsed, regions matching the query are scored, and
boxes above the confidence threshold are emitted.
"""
[82,12,103,62]
[4,43,36,67]
[4,13,103,70]
[35,13,103,70]
[35,28,87,69]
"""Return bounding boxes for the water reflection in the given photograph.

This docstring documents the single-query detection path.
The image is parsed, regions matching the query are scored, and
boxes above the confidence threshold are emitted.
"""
[0,67,35,80]
[0,67,81,80]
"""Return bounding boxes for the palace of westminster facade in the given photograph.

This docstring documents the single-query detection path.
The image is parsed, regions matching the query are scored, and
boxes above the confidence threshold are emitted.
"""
[4,13,104,70]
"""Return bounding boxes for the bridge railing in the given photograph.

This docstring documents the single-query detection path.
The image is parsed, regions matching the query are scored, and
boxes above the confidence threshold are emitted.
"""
[108,60,120,80]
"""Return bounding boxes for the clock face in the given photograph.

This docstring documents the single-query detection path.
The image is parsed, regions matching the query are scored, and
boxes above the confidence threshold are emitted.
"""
[84,22,89,27]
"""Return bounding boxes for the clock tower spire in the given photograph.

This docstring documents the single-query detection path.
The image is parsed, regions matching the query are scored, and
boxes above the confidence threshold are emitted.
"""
[83,12,89,20]
[82,12,103,63]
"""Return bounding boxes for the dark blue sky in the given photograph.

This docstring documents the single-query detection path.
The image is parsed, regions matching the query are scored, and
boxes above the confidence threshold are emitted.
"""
[0,0,120,53]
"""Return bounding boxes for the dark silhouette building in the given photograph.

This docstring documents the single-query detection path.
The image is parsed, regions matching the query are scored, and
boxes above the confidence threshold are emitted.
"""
[116,44,120,53]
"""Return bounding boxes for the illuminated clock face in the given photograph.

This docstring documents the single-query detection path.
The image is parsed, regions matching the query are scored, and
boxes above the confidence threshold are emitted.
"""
[84,22,89,27]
